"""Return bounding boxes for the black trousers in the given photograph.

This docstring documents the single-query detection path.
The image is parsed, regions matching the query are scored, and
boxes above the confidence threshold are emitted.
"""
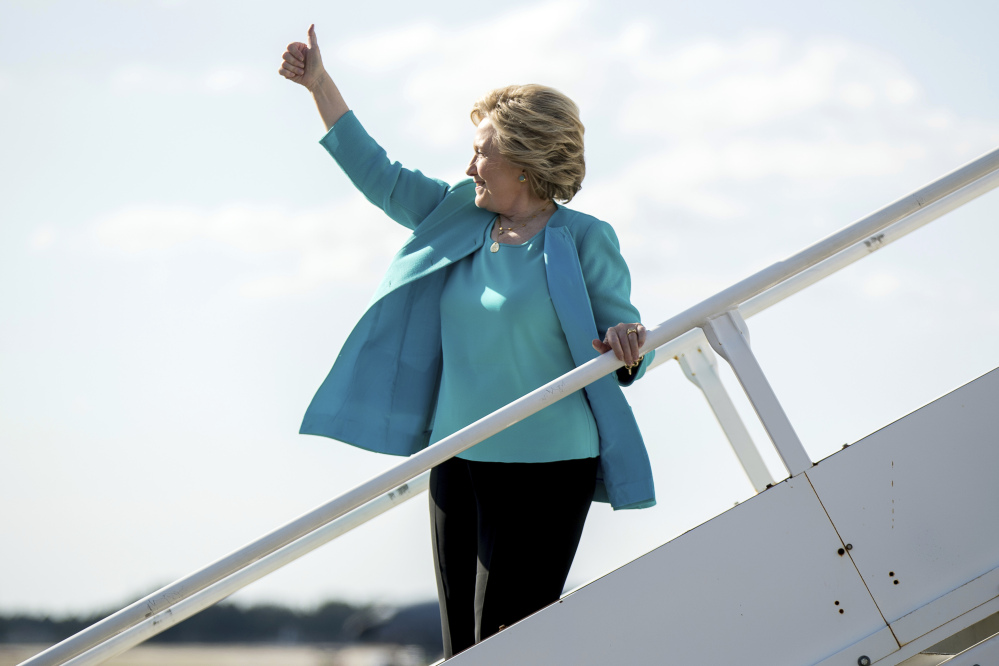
[429,455,598,658]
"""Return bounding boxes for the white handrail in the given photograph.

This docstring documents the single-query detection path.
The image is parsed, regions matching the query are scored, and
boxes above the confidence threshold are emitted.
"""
[739,165,999,318]
[20,144,999,666]
[61,474,432,666]
[644,164,999,371]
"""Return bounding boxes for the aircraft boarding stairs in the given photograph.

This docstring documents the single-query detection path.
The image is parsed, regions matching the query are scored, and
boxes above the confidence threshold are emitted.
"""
[447,367,999,666]
[19,146,999,666]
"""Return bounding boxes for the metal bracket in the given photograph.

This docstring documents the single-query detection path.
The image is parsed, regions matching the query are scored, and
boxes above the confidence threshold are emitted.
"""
[701,310,812,477]
[676,336,775,492]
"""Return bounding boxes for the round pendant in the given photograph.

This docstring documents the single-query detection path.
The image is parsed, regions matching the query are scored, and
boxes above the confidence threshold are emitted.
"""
[490,241,500,253]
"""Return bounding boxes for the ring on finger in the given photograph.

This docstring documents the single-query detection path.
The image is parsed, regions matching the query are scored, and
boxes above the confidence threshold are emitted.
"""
[626,327,638,336]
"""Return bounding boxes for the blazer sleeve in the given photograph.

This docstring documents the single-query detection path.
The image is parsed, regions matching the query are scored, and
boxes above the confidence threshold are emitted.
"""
[578,219,655,385]
[319,111,451,231]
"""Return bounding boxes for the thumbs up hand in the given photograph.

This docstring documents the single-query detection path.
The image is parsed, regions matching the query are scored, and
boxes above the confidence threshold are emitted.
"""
[279,23,326,92]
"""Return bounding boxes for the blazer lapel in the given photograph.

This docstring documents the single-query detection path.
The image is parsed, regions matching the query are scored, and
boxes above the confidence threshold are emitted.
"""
[370,183,493,304]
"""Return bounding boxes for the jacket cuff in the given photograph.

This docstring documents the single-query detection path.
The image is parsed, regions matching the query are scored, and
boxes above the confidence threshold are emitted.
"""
[318,110,363,158]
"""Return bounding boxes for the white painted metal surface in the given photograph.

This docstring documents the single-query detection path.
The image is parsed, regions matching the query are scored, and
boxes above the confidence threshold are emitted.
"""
[447,369,999,666]
[702,309,812,476]
[448,475,899,666]
[676,336,775,491]
[21,145,999,666]
[807,369,999,646]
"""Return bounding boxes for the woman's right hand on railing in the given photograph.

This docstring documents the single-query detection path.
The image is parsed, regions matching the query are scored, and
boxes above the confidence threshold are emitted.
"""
[279,23,326,91]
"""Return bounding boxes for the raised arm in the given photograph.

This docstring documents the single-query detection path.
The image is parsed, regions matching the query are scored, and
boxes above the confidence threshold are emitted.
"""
[279,24,348,131]
[278,24,451,230]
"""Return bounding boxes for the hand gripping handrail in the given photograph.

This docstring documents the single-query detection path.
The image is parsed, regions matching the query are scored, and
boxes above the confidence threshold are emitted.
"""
[20,143,999,666]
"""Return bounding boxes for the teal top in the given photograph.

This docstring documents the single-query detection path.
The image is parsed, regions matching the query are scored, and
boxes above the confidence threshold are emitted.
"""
[430,223,600,462]
[303,111,658,509]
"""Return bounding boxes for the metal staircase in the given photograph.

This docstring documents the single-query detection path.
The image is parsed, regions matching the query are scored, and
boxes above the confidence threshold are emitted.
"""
[17,144,999,666]
[446,368,999,665]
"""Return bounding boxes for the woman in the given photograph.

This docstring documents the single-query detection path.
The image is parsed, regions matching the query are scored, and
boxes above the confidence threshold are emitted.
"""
[280,25,656,658]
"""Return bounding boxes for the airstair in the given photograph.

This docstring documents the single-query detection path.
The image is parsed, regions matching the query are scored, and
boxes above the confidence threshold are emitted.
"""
[17,145,999,665]
[447,367,999,665]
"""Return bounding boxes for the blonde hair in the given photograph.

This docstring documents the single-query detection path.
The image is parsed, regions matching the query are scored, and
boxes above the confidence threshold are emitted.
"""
[470,84,585,203]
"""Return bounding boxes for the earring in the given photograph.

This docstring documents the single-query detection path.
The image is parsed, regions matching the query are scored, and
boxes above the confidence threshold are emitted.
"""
[518,174,527,183]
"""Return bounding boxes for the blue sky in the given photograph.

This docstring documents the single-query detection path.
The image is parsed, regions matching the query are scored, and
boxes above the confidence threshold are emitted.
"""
[3,0,999,615]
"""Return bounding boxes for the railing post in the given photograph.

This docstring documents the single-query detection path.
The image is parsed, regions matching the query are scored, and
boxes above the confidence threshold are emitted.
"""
[676,336,776,492]
[700,310,812,477]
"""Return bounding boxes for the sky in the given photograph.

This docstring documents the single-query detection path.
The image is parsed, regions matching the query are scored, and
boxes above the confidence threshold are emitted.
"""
[3,0,999,618]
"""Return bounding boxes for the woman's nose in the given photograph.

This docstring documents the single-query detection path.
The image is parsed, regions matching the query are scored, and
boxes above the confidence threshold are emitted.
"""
[465,157,476,177]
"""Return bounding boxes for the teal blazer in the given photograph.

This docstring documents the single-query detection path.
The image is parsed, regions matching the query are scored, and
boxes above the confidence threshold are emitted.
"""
[301,111,656,510]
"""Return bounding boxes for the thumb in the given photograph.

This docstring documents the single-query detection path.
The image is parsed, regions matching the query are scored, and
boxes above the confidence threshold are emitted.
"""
[307,23,318,49]
[592,339,607,353]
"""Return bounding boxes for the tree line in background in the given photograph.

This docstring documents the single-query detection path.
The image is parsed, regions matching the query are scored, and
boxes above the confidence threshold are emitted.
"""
[0,600,442,657]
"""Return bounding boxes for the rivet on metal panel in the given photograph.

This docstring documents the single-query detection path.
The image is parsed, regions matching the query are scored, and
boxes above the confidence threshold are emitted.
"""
[846,543,853,550]
[839,609,845,614]
[894,580,899,585]
[858,656,871,666]
[838,548,845,556]
[889,571,894,576]
[835,601,840,605]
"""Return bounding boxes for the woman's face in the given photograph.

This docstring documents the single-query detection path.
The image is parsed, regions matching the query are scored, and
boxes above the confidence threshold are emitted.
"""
[466,116,525,214]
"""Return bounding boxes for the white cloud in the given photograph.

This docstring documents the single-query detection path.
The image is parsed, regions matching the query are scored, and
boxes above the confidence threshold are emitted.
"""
[97,9,999,303]
[335,10,994,198]
[335,1,589,145]
[338,22,442,71]
[923,110,954,130]
[886,79,917,105]
[94,197,411,297]
[109,64,269,95]
[617,37,925,138]
[201,67,265,94]
[862,272,902,299]
[110,64,187,93]
[840,83,876,109]
[630,33,785,85]
[582,136,926,223]
[29,227,57,250]
[607,22,654,59]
